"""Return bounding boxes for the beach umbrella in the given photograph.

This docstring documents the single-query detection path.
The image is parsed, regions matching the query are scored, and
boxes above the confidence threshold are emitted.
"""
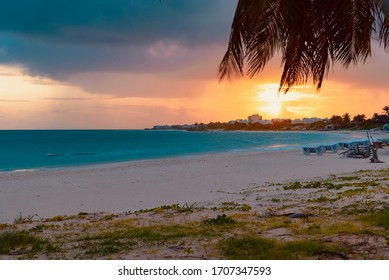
[219,0,389,93]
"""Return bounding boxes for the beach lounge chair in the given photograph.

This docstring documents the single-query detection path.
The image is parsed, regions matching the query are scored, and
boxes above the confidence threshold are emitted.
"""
[339,142,354,149]
[377,138,389,146]
[338,143,346,150]
[339,142,347,149]
[373,141,384,148]
[303,147,313,155]
[319,144,340,153]
[356,140,370,146]
[339,144,372,158]
[302,146,326,156]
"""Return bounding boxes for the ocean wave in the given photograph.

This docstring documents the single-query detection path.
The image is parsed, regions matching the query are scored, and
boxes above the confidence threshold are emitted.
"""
[265,144,289,148]
[46,153,95,157]
[11,168,39,173]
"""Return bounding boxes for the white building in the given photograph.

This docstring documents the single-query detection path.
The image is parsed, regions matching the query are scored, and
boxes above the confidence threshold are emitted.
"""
[152,125,171,130]
[228,119,248,124]
[248,114,263,123]
[291,117,324,124]
[258,120,272,125]
[271,118,291,123]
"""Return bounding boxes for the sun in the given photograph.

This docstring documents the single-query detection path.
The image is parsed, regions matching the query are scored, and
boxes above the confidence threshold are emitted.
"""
[255,83,284,117]
[265,101,282,116]
[254,83,313,118]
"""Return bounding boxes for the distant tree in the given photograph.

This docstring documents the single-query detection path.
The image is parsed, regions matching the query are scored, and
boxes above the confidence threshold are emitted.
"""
[372,113,379,124]
[225,122,247,131]
[383,105,389,115]
[353,114,366,123]
[207,122,228,130]
[271,120,291,130]
[330,115,343,126]
[342,113,351,124]
[247,122,265,130]
[307,120,327,130]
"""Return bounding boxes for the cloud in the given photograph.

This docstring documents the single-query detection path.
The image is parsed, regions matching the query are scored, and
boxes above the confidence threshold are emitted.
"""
[68,72,208,98]
[0,99,30,102]
[279,105,299,118]
[148,40,187,58]
[0,1,235,44]
[40,97,93,101]
[0,0,237,87]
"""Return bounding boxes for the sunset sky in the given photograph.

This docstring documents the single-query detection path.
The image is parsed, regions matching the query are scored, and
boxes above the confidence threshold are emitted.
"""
[0,0,389,129]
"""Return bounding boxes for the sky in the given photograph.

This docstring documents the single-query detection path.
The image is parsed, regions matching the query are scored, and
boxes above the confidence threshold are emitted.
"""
[0,0,389,129]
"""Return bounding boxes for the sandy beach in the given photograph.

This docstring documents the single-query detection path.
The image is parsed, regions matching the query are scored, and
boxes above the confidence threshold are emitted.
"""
[1,134,389,223]
[1,133,389,259]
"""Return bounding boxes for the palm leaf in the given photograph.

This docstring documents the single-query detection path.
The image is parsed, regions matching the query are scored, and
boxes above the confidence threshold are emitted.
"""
[219,0,389,93]
[375,0,389,18]
[218,0,260,80]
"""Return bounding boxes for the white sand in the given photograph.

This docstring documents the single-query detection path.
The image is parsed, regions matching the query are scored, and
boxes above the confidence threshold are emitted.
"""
[1,139,389,223]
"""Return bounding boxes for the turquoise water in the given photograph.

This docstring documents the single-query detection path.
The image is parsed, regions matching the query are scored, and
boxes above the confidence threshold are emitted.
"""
[0,130,362,171]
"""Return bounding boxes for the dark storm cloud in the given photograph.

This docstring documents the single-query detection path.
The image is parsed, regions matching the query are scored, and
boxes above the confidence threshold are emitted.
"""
[0,0,234,45]
[0,0,236,79]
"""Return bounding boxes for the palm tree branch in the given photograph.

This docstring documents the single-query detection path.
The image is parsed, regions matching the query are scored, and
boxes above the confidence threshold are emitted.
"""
[218,0,268,80]
[245,1,282,77]
[219,0,389,93]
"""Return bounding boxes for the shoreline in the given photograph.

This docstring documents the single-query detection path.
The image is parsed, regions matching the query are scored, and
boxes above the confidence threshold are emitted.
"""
[1,141,389,223]
[1,136,389,259]
[0,129,378,174]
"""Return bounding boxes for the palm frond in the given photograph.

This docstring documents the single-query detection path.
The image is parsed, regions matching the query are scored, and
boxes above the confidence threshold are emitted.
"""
[218,0,265,80]
[219,0,389,93]
[277,0,316,92]
[379,17,389,48]
[374,0,389,18]
[329,0,374,67]
[376,0,389,48]
[245,1,283,78]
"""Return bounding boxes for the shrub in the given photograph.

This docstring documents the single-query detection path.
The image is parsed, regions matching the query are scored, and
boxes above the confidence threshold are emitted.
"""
[202,214,235,225]
[220,237,344,260]
[0,231,48,254]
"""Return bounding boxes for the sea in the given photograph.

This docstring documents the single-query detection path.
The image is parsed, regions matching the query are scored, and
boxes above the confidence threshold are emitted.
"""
[0,130,366,172]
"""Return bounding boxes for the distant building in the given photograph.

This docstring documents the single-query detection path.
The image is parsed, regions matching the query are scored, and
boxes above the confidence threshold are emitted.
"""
[152,125,171,130]
[181,124,198,129]
[271,118,291,124]
[291,119,303,124]
[228,119,248,124]
[248,114,263,123]
[291,117,323,124]
[324,124,338,130]
[258,120,272,125]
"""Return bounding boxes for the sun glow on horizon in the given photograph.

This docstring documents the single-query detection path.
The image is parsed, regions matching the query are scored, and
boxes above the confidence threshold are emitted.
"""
[255,84,286,118]
[254,83,320,119]
[1,62,388,129]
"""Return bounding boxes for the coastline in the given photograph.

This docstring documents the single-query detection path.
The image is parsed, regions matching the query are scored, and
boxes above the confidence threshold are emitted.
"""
[1,138,388,223]
[0,129,374,173]
[1,131,389,259]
